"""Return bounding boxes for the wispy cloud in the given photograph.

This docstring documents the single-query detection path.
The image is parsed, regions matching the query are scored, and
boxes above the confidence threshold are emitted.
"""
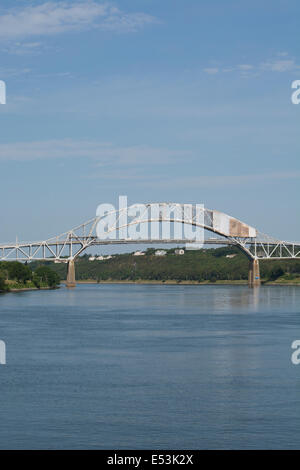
[0,139,190,165]
[203,67,219,75]
[2,41,43,55]
[260,59,298,72]
[0,67,31,78]
[203,53,300,75]
[237,64,254,71]
[149,172,300,189]
[100,11,159,33]
[1,140,297,189]
[0,1,158,40]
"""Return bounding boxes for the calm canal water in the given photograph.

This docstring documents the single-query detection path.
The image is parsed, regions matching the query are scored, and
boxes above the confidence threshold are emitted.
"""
[0,284,300,449]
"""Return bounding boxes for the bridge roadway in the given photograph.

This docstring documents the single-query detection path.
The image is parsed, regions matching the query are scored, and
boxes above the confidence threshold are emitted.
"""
[0,237,232,251]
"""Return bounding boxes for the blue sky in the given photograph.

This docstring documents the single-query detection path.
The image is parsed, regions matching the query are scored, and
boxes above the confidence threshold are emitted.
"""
[0,0,299,242]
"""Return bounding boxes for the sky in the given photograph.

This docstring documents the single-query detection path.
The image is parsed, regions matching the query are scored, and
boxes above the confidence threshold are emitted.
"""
[0,0,300,243]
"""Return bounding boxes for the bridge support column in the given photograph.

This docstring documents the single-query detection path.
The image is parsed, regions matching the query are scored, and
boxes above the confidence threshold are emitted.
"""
[66,259,76,288]
[248,258,260,288]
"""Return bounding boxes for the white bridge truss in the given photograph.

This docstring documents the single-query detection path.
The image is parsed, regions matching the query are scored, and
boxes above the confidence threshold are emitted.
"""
[0,204,299,262]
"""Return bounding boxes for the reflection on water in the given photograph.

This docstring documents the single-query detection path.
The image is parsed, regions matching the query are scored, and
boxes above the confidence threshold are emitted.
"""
[0,284,300,449]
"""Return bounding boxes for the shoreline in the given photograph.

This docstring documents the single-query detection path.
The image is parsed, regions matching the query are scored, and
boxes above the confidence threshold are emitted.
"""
[67,279,247,286]
[2,280,300,293]
[1,286,60,294]
[63,279,300,286]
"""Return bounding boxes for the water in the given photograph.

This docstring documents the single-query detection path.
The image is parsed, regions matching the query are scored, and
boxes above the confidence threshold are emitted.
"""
[0,284,300,449]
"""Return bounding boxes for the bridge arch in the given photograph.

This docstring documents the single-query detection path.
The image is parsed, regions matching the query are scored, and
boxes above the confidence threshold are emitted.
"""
[71,204,257,261]
[65,204,260,287]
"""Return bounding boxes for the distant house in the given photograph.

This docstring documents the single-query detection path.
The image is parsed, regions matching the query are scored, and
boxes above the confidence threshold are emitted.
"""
[133,251,145,256]
[89,255,113,261]
[155,250,167,256]
[175,249,185,255]
[226,254,237,259]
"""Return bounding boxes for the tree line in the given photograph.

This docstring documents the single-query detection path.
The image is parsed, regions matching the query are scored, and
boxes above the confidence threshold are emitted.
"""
[28,247,300,284]
[0,262,60,292]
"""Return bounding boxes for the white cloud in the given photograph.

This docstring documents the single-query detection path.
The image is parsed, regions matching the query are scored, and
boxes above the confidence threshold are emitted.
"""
[0,1,158,40]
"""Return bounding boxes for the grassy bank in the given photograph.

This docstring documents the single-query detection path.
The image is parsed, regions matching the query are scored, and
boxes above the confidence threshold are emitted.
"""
[9,286,60,292]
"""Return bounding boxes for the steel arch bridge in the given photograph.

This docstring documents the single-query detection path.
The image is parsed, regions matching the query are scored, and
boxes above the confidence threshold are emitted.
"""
[0,203,299,287]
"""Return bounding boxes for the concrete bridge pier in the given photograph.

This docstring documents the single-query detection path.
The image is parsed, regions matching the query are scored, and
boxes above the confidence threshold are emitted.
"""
[248,258,260,288]
[66,259,76,288]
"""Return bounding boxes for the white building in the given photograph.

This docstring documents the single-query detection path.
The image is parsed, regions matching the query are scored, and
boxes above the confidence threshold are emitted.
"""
[89,255,113,261]
[133,251,145,256]
[155,250,167,256]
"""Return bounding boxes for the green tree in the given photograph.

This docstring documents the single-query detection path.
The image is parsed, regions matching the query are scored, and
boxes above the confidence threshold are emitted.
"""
[6,262,32,284]
[269,266,284,281]
[33,266,60,288]
[0,272,7,292]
